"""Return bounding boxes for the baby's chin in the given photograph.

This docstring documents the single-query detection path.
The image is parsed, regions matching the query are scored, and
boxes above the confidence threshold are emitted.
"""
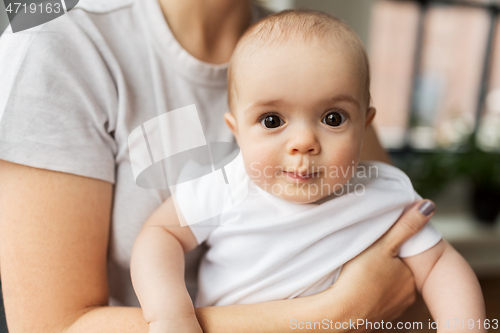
[249,174,353,204]
[260,181,345,204]
[275,191,335,205]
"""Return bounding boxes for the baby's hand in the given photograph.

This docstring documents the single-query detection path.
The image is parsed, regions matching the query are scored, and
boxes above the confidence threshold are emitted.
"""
[148,316,203,333]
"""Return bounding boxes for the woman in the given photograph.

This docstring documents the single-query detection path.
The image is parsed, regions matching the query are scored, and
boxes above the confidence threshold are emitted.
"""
[0,0,435,332]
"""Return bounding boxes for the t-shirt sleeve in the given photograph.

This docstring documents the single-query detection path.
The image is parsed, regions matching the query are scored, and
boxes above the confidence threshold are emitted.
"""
[170,159,225,245]
[398,192,442,258]
[0,17,117,183]
[171,150,247,245]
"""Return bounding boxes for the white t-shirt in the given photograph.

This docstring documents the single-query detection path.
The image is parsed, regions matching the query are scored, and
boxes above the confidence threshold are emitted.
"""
[0,0,269,306]
[172,151,442,307]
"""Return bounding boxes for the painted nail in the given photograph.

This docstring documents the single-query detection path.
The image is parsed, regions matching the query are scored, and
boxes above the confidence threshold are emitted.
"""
[418,201,436,217]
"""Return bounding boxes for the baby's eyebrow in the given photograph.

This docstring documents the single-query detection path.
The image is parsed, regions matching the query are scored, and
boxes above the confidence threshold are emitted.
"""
[244,95,361,113]
[245,99,286,113]
[330,95,360,109]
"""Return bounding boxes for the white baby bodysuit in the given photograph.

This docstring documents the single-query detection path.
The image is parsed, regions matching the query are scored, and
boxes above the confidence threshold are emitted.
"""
[172,151,442,307]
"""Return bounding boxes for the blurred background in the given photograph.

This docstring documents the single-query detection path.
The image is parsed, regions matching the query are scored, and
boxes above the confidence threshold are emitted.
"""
[1,0,499,332]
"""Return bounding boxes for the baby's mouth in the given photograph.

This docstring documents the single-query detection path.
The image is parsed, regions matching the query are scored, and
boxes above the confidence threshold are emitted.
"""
[283,170,319,182]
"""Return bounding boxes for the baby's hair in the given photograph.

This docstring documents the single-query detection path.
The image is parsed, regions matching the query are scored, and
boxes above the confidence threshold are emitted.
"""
[228,9,371,111]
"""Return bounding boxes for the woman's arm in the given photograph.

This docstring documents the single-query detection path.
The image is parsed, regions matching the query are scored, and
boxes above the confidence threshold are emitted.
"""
[0,160,140,333]
[0,160,431,333]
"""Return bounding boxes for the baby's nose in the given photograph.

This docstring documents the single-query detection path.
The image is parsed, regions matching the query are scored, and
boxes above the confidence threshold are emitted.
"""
[287,128,320,155]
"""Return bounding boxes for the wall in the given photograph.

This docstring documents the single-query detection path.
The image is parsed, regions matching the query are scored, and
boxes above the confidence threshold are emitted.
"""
[293,0,377,51]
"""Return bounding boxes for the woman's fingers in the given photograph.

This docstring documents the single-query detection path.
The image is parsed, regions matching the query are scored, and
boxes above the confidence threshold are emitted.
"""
[379,200,436,257]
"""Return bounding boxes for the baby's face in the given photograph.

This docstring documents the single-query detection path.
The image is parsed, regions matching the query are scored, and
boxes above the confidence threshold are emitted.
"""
[225,40,375,204]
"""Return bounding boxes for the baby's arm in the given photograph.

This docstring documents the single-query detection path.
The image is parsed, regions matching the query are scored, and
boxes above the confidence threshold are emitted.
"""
[403,240,486,333]
[130,197,202,333]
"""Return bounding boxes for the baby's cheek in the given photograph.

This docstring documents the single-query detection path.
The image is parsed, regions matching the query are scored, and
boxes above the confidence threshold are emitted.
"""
[242,148,279,183]
[336,144,361,166]
[340,129,363,159]
[324,136,362,180]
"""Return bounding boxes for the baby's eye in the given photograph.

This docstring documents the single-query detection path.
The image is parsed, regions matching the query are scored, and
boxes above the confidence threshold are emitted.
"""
[322,111,346,127]
[261,115,284,129]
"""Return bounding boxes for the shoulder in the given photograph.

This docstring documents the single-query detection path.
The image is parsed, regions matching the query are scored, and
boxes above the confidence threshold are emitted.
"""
[0,0,140,92]
[357,161,412,185]
[355,161,417,199]
[0,0,136,48]
[0,0,125,183]
[0,11,114,100]
[74,0,135,14]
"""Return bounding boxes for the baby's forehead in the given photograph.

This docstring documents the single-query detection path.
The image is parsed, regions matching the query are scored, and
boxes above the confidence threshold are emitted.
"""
[234,34,367,88]
[245,33,360,63]
[228,10,371,109]
[234,22,367,77]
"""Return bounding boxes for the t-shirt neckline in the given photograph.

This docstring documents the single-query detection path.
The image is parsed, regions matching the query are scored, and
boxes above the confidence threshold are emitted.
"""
[140,0,262,86]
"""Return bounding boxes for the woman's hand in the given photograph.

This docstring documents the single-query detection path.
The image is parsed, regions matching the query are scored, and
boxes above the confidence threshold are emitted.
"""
[326,200,437,326]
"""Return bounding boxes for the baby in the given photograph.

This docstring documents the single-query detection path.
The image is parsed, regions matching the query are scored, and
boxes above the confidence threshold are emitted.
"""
[131,10,486,333]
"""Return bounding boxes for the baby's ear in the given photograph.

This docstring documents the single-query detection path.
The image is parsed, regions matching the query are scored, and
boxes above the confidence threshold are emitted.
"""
[365,107,376,128]
[224,112,239,140]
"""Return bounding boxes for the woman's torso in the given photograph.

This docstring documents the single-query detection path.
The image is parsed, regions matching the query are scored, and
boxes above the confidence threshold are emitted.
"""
[0,0,267,306]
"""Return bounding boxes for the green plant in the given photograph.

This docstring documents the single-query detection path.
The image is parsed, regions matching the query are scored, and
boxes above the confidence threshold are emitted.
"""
[393,150,458,199]
[392,135,500,199]
[456,135,500,188]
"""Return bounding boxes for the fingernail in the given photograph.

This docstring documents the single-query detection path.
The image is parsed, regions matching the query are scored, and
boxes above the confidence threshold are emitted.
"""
[418,201,436,217]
